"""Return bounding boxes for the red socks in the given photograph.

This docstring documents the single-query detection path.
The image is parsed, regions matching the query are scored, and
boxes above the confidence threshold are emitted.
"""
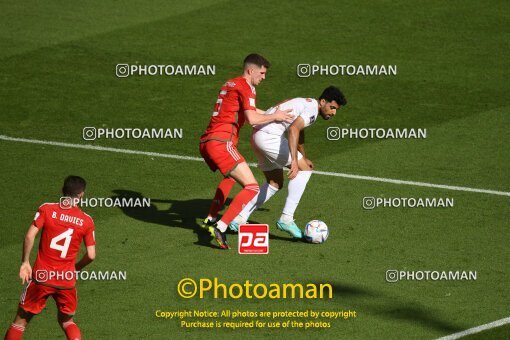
[220,183,259,225]
[4,324,24,340]
[207,177,236,219]
[63,322,81,340]
[4,321,81,340]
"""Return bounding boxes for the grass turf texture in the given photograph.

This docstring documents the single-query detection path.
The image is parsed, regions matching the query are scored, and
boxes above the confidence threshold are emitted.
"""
[0,0,509,339]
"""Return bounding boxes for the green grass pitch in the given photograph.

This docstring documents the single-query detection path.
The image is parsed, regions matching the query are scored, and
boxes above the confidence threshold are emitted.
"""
[0,0,509,339]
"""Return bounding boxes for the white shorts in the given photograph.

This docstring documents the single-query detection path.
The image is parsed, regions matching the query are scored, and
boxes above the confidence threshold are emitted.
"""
[251,129,303,171]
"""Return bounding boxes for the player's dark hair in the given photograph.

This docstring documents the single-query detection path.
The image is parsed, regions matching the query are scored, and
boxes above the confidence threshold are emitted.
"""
[244,53,271,69]
[62,176,86,197]
[319,86,347,106]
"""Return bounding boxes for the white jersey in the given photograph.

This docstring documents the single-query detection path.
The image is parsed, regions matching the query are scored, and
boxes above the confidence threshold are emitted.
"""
[255,98,319,136]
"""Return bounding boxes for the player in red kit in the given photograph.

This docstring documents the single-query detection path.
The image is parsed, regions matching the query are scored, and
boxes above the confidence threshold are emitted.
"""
[199,53,293,249]
[4,176,96,340]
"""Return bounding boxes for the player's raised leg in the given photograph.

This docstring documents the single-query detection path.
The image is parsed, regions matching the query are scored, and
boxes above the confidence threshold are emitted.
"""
[230,169,283,231]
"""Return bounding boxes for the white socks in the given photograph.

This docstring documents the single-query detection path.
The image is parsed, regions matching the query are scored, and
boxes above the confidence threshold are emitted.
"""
[282,170,312,220]
[217,220,228,233]
[280,213,294,223]
[231,170,312,225]
[235,183,280,223]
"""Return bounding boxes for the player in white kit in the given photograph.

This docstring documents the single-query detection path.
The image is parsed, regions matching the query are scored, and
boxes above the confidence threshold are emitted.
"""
[229,86,347,238]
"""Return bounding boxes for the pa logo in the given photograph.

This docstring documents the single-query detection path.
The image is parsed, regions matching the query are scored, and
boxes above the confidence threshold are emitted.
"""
[238,224,269,254]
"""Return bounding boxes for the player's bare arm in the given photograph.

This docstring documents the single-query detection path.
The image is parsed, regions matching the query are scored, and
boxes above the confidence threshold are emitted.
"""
[288,116,306,179]
[255,107,290,119]
[297,129,306,159]
[19,224,39,285]
[297,130,314,169]
[75,245,96,271]
[244,107,294,126]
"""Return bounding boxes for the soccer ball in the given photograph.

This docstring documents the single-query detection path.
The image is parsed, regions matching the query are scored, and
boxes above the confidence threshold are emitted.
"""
[304,220,329,244]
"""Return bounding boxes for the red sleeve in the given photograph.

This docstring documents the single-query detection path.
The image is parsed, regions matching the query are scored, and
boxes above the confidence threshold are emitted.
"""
[84,218,96,246]
[238,84,256,112]
[33,205,46,229]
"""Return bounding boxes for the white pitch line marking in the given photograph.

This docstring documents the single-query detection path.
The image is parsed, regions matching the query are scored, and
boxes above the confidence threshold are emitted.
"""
[1,134,509,197]
[437,316,510,339]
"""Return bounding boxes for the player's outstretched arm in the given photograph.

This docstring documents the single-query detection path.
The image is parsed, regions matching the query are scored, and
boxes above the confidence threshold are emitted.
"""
[244,107,294,126]
[288,117,306,179]
[75,245,96,271]
[19,224,39,284]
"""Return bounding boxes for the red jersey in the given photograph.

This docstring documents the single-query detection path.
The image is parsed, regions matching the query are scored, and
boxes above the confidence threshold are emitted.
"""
[32,203,95,288]
[200,76,257,145]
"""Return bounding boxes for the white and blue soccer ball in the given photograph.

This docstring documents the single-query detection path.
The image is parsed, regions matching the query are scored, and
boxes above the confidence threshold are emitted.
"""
[304,220,329,244]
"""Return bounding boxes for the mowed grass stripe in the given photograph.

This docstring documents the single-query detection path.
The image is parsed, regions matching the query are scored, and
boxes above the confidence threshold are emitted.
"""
[0,0,229,59]
[2,134,509,197]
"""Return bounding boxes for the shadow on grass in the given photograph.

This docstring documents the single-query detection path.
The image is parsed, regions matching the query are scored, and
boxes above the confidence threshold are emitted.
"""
[111,189,300,248]
[328,282,464,334]
[111,189,218,248]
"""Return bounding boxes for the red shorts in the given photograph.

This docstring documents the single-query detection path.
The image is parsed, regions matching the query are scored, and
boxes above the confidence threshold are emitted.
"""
[200,140,245,176]
[19,280,77,315]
